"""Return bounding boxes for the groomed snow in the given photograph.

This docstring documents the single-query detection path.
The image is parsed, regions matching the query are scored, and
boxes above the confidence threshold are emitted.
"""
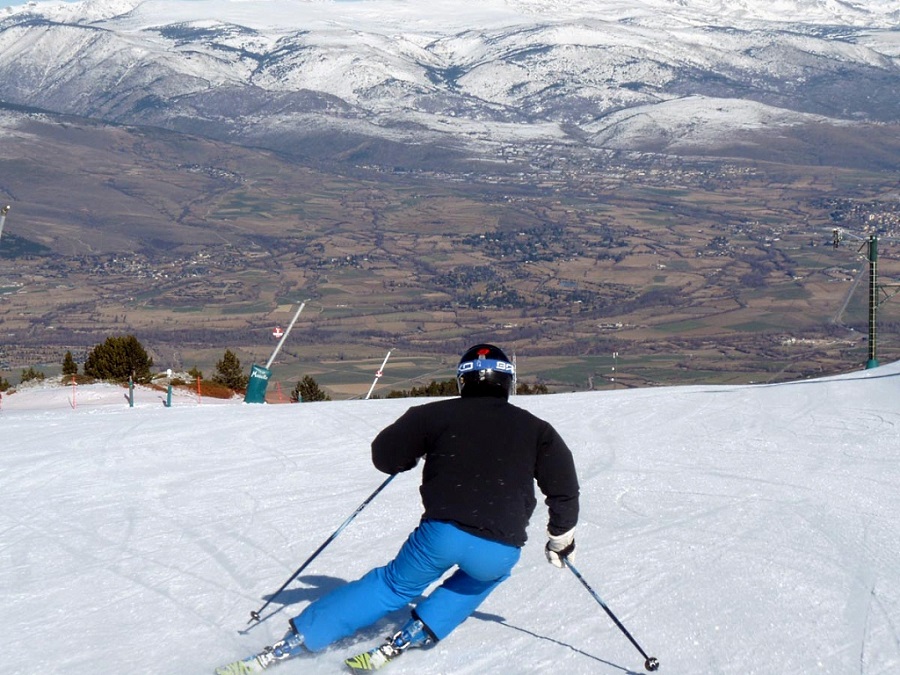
[2,361,899,673]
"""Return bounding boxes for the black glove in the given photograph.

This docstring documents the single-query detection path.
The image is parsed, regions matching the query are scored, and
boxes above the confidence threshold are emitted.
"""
[544,528,575,568]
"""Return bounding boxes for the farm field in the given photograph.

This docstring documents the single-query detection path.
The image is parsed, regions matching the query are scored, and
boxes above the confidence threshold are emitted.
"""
[1,115,899,394]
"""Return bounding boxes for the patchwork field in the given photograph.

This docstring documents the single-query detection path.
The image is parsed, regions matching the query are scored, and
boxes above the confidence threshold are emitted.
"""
[1,115,899,395]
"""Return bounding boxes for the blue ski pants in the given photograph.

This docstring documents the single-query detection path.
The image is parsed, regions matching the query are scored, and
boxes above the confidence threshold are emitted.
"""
[290,519,521,651]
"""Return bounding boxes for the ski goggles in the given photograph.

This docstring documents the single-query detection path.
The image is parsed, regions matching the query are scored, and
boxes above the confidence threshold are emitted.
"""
[457,358,515,376]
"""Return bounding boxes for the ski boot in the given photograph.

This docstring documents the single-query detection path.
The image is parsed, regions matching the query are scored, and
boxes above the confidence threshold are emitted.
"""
[345,618,432,671]
[215,631,306,674]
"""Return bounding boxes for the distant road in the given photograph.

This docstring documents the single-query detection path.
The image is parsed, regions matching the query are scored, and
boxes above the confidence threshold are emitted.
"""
[832,266,865,326]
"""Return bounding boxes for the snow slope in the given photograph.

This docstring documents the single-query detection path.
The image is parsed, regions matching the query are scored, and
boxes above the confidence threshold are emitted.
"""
[2,361,899,674]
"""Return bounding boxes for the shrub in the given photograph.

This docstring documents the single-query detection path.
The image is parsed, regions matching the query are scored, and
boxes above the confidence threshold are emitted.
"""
[384,378,549,397]
[516,381,549,395]
[170,379,233,399]
[386,378,458,398]
[20,366,45,383]
[198,380,236,399]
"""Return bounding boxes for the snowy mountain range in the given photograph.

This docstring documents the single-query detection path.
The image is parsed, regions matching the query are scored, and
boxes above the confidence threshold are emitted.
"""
[1,0,897,165]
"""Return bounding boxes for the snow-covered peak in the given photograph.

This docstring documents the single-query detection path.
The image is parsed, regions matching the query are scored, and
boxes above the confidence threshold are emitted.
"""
[0,0,896,164]
[53,0,533,32]
[508,0,899,28]
[8,0,899,30]
[584,95,864,153]
[16,0,140,23]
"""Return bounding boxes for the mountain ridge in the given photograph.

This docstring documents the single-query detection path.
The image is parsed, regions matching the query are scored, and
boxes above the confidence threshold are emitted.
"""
[1,0,897,167]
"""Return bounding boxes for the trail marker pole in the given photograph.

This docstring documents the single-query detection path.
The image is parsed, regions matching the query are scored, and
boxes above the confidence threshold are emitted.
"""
[165,368,173,407]
[245,301,307,404]
[266,301,307,370]
[365,349,392,400]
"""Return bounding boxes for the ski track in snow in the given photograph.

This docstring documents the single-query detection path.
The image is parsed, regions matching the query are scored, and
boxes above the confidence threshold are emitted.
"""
[1,365,899,673]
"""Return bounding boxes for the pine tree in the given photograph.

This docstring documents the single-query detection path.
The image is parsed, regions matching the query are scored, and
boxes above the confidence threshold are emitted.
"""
[291,375,331,402]
[62,351,78,377]
[84,335,154,383]
[212,349,248,391]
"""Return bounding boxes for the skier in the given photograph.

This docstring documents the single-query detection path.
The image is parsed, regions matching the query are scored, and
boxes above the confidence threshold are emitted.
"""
[217,343,579,673]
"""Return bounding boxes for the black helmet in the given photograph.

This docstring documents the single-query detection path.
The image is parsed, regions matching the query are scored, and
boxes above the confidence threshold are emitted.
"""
[456,343,515,398]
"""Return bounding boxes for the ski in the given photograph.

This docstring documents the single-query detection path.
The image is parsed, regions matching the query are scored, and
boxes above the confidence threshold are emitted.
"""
[214,650,276,675]
[344,619,431,672]
[343,643,400,672]
[215,633,306,674]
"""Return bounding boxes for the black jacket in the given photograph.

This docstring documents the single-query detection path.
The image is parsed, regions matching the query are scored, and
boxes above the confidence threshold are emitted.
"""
[371,396,579,547]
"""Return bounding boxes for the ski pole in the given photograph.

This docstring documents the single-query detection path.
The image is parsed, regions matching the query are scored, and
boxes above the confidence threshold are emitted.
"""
[248,473,397,623]
[565,558,659,672]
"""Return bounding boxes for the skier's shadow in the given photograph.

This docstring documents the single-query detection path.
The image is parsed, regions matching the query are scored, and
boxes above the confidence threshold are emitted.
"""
[262,574,347,607]
[470,610,641,674]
